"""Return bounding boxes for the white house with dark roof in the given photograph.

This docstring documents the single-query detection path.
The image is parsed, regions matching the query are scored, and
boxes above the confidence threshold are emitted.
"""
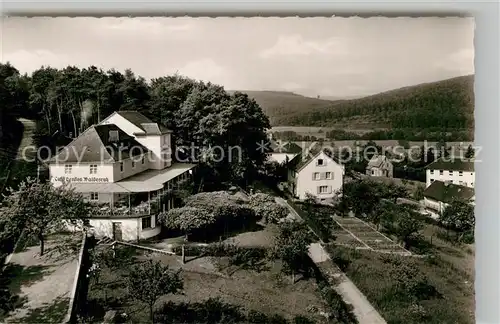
[50,111,196,242]
[366,155,394,178]
[286,144,344,201]
[267,140,303,165]
[423,180,475,218]
[425,158,474,188]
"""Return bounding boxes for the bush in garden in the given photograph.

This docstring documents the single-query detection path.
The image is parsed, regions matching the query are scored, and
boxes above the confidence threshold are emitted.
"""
[155,297,301,324]
[159,206,216,239]
[160,191,258,240]
[172,243,269,271]
[248,193,289,224]
[386,257,441,301]
[293,315,315,324]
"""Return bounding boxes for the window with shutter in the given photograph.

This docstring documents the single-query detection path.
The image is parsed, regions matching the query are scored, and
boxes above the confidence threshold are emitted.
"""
[317,186,321,194]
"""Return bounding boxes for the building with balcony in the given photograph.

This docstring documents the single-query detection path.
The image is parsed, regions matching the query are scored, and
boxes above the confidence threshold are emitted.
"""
[49,111,196,242]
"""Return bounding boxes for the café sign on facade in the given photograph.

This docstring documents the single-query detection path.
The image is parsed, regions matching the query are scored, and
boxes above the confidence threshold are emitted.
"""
[52,176,110,183]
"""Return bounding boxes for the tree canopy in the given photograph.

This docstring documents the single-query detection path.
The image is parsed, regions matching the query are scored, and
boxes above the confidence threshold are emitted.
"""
[127,259,183,322]
[440,199,475,243]
[0,177,95,255]
[270,222,311,283]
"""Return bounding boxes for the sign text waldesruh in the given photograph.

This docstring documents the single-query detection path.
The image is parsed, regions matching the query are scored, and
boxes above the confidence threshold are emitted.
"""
[52,176,110,183]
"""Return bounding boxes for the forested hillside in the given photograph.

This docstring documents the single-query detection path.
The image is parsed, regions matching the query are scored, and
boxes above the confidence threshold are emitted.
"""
[240,75,475,140]
[226,90,339,125]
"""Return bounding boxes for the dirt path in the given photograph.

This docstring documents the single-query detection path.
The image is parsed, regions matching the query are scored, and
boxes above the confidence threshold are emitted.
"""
[3,236,81,323]
[309,243,387,324]
[16,118,36,160]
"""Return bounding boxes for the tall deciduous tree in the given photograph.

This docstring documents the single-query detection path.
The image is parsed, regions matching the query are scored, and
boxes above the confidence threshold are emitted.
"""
[382,204,424,249]
[0,178,94,255]
[270,222,311,283]
[440,199,475,243]
[127,259,183,323]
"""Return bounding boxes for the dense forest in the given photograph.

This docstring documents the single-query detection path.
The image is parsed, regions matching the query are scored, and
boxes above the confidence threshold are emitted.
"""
[226,90,341,124]
[244,75,475,141]
[0,63,271,192]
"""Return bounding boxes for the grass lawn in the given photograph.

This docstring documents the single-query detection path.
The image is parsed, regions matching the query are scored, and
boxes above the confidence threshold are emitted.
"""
[83,245,330,323]
[419,224,474,278]
[325,244,474,324]
[1,232,82,323]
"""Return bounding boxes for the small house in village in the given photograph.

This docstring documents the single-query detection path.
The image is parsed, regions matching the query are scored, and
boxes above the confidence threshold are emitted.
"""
[366,155,394,178]
[285,144,344,201]
[49,111,196,242]
[267,140,303,165]
[423,180,475,218]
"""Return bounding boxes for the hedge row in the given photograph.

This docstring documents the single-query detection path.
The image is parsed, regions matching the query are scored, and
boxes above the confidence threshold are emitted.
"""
[171,243,268,259]
[154,297,315,324]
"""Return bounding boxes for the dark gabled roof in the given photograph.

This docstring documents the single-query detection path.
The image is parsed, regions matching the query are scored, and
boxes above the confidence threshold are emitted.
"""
[50,124,149,163]
[425,157,474,172]
[294,143,342,172]
[423,180,475,204]
[116,111,171,135]
[269,140,303,154]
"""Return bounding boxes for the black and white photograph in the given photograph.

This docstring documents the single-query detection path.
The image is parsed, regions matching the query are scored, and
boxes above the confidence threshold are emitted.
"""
[0,17,475,324]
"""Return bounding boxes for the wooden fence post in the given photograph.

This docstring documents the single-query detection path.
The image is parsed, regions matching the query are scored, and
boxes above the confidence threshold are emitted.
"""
[181,244,185,264]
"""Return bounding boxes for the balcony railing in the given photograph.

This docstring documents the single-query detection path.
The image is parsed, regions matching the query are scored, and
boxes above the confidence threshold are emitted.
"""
[91,172,192,218]
[94,193,164,217]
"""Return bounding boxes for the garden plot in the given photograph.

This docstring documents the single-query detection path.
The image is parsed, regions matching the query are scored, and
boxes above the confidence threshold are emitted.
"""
[331,228,370,249]
[332,216,411,255]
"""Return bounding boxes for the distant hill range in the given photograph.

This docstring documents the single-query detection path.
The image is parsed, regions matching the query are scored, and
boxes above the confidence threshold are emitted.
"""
[232,75,474,135]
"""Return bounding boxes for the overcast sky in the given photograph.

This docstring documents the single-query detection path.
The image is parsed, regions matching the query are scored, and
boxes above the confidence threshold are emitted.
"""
[1,17,474,98]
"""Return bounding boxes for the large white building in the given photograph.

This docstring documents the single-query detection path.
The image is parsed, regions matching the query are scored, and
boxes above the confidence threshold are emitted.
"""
[286,145,344,201]
[49,111,196,242]
[423,158,475,218]
[425,158,475,188]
